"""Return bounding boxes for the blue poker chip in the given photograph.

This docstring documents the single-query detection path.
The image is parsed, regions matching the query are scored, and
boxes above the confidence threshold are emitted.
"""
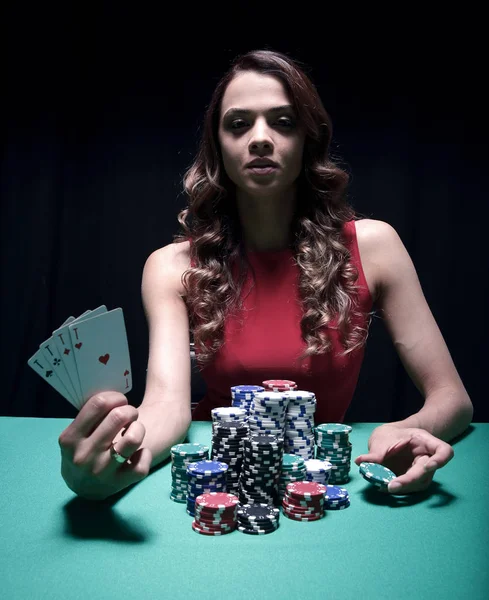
[325,500,351,510]
[324,498,350,509]
[231,385,265,393]
[187,460,229,476]
[323,485,349,501]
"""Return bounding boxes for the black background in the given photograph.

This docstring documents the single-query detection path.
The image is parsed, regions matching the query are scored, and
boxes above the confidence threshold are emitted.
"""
[3,6,487,422]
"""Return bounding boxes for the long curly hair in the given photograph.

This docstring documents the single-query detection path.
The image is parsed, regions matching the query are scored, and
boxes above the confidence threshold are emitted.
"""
[173,49,374,369]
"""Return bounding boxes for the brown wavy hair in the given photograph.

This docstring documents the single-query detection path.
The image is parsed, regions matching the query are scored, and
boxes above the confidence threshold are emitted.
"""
[173,49,374,369]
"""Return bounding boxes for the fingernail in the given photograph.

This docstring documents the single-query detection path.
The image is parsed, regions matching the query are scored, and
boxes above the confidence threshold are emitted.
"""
[389,481,402,492]
[424,460,437,471]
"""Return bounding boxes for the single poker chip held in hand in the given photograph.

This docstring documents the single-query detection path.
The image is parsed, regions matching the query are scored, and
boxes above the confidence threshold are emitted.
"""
[359,462,396,488]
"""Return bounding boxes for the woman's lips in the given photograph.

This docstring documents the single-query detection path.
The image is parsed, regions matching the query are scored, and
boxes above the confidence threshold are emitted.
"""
[247,166,278,175]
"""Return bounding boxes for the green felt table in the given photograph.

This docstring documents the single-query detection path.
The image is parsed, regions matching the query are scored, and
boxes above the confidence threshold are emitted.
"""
[1,418,488,600]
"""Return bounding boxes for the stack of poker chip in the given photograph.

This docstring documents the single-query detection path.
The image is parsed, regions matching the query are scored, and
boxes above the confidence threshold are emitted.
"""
[238,434,283,506]
[358,462,396,490]
[304,458,332,485]
[324,484,351,510]
[282,390,317,460]
[279,453,307,500]
[210,420,249,495]
[211,407,248,432]
[231,385,265,414]
[186,460,229,516]
[169,443,209,503]
[282,481,327,521]
[247,391,289,437]
[236,503,280,535]
[191,492,239,536]
[315,423,352,484]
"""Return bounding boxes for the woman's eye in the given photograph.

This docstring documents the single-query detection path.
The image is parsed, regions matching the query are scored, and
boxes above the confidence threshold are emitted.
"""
[230,120,246,129]
[229,118,295,130]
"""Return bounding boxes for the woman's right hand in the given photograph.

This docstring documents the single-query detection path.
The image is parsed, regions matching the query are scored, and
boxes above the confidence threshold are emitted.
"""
[58,391,153,500]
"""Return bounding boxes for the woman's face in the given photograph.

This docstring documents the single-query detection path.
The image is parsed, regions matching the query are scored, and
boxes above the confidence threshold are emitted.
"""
[218,71,306,197]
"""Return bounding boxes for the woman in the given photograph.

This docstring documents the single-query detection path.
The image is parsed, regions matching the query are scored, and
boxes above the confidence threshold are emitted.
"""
[58,49,473,500]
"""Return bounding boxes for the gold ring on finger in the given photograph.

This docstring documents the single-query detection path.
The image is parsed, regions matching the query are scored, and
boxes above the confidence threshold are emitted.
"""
[110,442,130,464]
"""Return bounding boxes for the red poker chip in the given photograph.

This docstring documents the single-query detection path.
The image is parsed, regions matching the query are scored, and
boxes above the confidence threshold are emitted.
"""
[284,493,325,507]
[195,508,236,517]
[195,492,239,509]
[282,499,323,514]
[262,379,296,387]
[193,519,235,531]
[283,502,324,513]
[191,522,235,535]
[194,524,235,534]
[196,515,236,526]
[282,510,324,522]
[192,519,235,531]
[282,504,324,517]
[286,481,326,500]
[195,504,238,515]
[195,510,236,519]
[283,510,323,520]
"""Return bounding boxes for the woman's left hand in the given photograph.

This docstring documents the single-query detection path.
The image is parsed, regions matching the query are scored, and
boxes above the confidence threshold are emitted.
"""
[354,424,455,493]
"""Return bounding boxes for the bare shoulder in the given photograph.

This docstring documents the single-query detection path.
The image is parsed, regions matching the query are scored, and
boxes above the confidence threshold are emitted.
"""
[352,218,400,303]
[354,217,415,300]
[354,217,398,245]
[173,240,192,270]
[143,240,191,297]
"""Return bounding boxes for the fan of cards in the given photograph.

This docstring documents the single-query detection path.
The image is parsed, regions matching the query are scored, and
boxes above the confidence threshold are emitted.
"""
[27,305,132,410]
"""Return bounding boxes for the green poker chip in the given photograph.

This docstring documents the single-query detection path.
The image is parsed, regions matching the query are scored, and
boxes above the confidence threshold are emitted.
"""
[315,423,352,435]
[171,443,209,457]
[359,462,396,487]
[282,454,305,468]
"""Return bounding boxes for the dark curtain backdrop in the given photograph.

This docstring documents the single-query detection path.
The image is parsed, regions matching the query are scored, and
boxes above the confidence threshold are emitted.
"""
[3,10,487,422]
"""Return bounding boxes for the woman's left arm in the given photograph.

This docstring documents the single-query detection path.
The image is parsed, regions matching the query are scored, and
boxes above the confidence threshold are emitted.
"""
[354,220,473,492]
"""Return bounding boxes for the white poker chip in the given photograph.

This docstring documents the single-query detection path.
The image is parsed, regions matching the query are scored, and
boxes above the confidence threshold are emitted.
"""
[282,390,316,400]
[304,459,333,473]
[211,407,247,417]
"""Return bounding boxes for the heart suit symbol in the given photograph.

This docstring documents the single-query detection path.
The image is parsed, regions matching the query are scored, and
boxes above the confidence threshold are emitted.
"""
[99,354,110,365]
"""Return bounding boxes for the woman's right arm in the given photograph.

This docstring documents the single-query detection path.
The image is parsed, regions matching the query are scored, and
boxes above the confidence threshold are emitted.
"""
[120,242,193,468]
[58,243,193,500]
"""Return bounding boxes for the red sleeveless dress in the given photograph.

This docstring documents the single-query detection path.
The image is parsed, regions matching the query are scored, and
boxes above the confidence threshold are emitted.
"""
[190,220,373,422]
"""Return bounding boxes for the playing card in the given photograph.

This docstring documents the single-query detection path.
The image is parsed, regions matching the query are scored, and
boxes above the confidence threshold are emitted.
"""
[40,336,79,406]
[27,349,79,409]
[52,306,108,407]
[68,307,132,405]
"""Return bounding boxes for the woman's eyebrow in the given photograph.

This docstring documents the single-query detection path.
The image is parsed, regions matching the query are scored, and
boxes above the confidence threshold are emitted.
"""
[223,105,295,119]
